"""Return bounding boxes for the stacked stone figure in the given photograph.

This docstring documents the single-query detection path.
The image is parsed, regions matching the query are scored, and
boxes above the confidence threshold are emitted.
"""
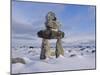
[37,11,64,60]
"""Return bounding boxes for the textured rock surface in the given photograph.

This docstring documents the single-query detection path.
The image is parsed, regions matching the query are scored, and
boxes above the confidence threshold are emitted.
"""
[56,38,64,58]
[45,11,60,30]
[37,30,64,39]
[38,11,64,59]
[40,39,51,59]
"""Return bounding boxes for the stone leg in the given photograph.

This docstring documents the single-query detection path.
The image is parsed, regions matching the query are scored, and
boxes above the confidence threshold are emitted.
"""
[45,40,51,59]
[55,38,64,58]
[40,39,51,60]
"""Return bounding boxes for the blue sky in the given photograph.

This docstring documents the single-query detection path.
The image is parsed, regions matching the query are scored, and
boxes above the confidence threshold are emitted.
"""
[12,0,96,45]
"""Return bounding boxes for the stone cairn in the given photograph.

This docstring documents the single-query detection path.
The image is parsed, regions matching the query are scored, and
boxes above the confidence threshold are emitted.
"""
[37,11,65,60]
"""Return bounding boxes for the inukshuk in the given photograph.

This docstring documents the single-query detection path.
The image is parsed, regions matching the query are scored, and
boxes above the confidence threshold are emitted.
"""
[37,11,64,60]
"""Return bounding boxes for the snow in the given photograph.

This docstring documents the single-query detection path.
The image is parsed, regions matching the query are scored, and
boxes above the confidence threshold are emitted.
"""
[12,38,95,74]
[11,40,96,74]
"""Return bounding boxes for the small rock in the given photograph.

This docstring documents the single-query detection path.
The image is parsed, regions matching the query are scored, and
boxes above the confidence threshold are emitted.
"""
[69,54,76,57]
[68,50,72,53]
[80,48,85,51]
[86,46,91,48]
[29,46,34,49]
[12,57,26,64]
[91,50,95,53]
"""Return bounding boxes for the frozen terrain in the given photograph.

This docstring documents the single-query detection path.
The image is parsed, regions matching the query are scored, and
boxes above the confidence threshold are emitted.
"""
[11,40,96,74]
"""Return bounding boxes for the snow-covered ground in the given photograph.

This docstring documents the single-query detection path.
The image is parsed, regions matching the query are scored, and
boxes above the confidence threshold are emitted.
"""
[11,40,96,74]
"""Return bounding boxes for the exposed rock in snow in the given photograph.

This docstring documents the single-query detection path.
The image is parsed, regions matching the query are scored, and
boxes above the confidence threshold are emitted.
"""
[12,58,26,64]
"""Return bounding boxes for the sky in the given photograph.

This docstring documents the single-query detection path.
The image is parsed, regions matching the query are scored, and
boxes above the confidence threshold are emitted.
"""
[12,0,96,46]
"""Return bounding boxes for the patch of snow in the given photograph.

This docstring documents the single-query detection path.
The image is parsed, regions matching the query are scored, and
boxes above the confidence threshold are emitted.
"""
[11,40,96,74]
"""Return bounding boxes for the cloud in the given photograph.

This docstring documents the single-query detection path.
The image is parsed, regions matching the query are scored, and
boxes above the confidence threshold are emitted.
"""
[12,1,96,47]
[12,1,67,42]
[12,19,44,41]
